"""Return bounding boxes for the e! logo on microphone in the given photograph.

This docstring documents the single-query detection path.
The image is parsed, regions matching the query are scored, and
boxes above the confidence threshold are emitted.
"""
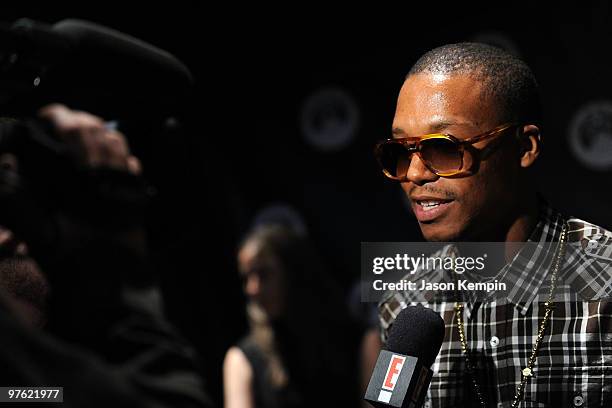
[380,355,406,402]
[364,349,433,407]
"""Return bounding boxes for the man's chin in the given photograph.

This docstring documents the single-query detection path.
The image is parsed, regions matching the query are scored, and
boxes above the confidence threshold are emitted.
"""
[419,222,462,242]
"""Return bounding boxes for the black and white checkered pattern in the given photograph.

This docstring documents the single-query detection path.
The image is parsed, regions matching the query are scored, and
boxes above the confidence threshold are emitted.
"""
[378,201,612,407]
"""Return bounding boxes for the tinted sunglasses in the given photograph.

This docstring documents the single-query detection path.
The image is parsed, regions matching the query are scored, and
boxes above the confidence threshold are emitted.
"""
[374,123,521,179]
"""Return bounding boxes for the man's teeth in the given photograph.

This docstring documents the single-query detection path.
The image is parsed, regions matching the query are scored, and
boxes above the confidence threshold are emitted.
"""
[419,201,442,211]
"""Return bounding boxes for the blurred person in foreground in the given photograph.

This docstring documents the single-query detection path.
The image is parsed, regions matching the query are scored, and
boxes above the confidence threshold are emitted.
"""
[0,105,212,407]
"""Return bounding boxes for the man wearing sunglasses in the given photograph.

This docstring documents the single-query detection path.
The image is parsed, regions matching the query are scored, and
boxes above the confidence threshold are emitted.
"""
[376,43,612,407]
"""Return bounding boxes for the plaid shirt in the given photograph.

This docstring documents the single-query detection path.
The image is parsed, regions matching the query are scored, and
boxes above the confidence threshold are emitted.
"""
[378,201,612,407]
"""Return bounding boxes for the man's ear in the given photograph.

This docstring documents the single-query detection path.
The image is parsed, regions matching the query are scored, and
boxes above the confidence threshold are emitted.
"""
[519,124,541,168]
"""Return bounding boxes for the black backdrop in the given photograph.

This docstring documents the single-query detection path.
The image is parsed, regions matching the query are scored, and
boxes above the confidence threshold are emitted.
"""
[4,2,612,404]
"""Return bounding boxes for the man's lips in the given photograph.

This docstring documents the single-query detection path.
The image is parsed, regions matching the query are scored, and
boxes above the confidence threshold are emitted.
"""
[410,195,454,223]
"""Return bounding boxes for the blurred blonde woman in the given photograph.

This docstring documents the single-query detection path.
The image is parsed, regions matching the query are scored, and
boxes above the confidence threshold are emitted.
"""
[223,224,358,408]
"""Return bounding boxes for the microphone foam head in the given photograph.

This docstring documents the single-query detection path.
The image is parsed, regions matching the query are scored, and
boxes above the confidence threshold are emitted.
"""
[383,305,445,368]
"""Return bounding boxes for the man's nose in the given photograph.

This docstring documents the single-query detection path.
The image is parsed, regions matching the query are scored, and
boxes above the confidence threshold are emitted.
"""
[404,154,439,186]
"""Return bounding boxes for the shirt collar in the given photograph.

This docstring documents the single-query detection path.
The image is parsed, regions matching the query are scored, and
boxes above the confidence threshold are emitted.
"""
[503,199,567,315]
[460,198,567,318]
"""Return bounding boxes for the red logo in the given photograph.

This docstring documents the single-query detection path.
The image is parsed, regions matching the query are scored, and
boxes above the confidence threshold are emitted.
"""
[382,355,406,391]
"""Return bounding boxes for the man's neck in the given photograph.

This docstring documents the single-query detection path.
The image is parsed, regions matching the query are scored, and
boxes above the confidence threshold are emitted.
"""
[502,194,540,262]
[473,193,540,242]
[504,195,540,242]
[457,194,540,266]
[492,193,541,264]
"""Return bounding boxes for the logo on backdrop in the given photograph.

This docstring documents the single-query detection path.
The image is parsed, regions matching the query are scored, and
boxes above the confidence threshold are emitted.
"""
[568,101,612,171]
[299,87,359,152]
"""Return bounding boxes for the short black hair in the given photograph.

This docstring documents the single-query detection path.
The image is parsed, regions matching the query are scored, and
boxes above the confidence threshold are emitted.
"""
[407,42,542,125]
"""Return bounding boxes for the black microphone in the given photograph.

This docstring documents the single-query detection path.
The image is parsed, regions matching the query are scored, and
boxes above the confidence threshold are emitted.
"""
[364,305,445,408]
[0,18,193,117]
[52,18,194,98]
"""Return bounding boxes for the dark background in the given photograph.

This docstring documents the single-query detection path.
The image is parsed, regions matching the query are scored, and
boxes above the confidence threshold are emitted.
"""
[4,2,612,404]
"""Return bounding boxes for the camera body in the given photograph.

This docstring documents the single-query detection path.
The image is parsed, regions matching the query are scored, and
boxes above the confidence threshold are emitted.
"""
[0,18,191,253]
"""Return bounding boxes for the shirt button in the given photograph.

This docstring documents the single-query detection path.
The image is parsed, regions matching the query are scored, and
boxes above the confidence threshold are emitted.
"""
[585,239,598,253]
[497,403,504,408]
[490,336,500,348]
[573,394,584,406]
[423,400,432,408]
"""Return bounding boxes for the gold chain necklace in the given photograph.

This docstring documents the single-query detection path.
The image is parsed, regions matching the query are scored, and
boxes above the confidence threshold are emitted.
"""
[453,222,568,408]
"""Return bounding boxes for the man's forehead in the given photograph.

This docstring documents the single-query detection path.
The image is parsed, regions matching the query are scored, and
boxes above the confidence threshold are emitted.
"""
[394,73,491,135]
[392,116,481,137]
[402,71,484,90]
